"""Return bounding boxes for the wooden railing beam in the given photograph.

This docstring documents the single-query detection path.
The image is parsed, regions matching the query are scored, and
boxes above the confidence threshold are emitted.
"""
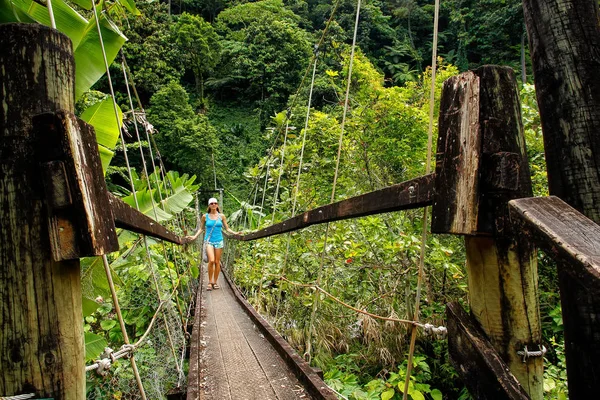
[510,195,600,397]
[446,302,530,400]
[109,194,184,245]
[236,174,434,241]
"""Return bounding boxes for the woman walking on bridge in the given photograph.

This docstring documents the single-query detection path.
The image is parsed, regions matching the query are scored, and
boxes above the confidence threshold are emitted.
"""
[202,197,239,291]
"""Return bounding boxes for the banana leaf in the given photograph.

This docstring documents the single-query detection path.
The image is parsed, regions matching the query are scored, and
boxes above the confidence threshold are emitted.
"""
[68,0,92,10]
[123,189,173,222]
[0,0,19,21]
[84,332,107,361]
[74,12,126,99]
[10,0,88,47]
[115,0,140,16]
[80,97,122,172]
[160,187,193,215]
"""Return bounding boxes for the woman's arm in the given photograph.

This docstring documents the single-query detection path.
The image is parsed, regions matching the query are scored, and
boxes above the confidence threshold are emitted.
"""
[183,213,205,243]
[221,214,240,235]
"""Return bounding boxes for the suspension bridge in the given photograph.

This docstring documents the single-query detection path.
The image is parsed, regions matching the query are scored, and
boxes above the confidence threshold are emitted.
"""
[2,0,600,399]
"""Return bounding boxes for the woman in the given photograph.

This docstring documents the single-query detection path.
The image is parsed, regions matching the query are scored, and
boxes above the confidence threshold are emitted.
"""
[201,197,239,290]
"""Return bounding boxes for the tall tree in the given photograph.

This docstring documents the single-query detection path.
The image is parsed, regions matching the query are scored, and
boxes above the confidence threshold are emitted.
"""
[172,12,221,106]
[148,82,219,186]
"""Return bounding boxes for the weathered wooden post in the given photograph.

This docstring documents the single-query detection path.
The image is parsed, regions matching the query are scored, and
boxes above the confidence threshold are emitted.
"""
[0,24,117,398]
[432,66,542,399]
[522,1,600,398]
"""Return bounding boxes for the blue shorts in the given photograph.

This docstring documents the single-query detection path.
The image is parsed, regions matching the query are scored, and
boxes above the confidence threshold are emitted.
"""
[206,240,224,249]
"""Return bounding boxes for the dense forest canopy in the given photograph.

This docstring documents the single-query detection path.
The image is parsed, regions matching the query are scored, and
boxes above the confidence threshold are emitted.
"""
[108,0,530,197]
[2,0,576,399]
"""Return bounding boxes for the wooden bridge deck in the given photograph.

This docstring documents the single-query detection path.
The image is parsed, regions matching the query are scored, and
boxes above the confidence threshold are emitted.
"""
[187,266,335,400]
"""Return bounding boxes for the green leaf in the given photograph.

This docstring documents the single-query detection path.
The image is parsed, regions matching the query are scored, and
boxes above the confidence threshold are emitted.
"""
[430,389,443,400]
[100,319,117,331]
[0,0,20,22]
[117,0,140,15]
[74,12,127,99]
[11,0,88,46]
[69,0,92,10]
[123,189,173,222]
[160,187,193,214]
[82,297,100,317]
[80,97,122,171]
[411,391,425,400]
[84,332,107,361]
[381,389,395,400]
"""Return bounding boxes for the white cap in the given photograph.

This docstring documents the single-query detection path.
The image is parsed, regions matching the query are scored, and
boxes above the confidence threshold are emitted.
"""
[208,197,218,205]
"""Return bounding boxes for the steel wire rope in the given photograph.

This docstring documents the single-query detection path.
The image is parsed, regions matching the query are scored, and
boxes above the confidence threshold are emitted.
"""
[86,257,199,373]
[304,0,362,363]
[231,0,344,329]
[121,35,199,371]
[90,2,146,396]
[236,0,343,224]
[402,0,441,397]
[120,55,189,329]
[274,48,320,323]
[256,117,293,308]
[274,276,446,335]
[120,58,198,341]
[120,60,186,382]
[92,4,197,394]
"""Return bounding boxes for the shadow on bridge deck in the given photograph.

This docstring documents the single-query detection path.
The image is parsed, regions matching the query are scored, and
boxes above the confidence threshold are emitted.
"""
[187,265,337,400]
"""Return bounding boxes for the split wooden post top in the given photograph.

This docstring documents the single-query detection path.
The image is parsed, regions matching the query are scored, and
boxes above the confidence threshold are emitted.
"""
[431,65,543,399]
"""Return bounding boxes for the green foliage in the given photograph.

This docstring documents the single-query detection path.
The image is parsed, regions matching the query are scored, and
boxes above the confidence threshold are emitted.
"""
[148,81,220,186]
[80,96,123,172]
[325,355,443,400]
[213,0,312,121]
[172,12,221,103]
[121,1,185,103]
[543,335,568,399]
[521,83,548,197]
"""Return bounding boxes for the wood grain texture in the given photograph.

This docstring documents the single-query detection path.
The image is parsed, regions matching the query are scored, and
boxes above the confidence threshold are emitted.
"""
[437,66,542,399]
[239,174,434,241]
[447,302,530,400]
[34,111,119,260]
[0,24,84,398]
[523,0,600,223]
[509,196,600,289]
[109,193,184,244]
[510,196,600,398]
[431,71,481,234]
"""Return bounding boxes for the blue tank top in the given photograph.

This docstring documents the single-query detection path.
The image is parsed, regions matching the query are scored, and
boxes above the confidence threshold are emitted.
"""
[204,213,223,242]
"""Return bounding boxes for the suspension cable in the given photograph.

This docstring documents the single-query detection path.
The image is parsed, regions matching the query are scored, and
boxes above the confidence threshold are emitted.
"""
[120,60,185,380]
[275,47,321,322]
[402,0,440,397]
[90,2,146,396]
[239,0,344,218]
[305,0,362,362]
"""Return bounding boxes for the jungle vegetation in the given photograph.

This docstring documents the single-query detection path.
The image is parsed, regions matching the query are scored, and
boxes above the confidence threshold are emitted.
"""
[1,0,566,399]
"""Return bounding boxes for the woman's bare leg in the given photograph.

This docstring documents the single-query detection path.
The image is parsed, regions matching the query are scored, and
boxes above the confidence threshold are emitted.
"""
[207,245,216,285]
[214,248,223,286]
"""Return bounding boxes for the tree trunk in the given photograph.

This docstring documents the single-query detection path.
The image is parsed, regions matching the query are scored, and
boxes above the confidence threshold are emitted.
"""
[0,24,84,398]
[523,0,600,221]
[523,1,600,398]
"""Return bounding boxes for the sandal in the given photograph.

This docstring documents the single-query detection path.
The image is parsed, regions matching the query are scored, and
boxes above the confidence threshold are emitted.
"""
[212,283,220,290]
[207,284,212,291]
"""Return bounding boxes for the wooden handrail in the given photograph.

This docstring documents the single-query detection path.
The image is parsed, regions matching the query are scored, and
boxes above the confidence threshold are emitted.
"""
[231,174,435,242]
[109,194,201,245]
[509,196,600,290]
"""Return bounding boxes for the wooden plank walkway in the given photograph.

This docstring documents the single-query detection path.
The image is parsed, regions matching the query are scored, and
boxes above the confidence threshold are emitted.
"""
[187,265,336,400]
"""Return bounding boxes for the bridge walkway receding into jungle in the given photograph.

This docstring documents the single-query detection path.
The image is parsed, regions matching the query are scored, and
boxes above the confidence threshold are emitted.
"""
[186,264,337,400]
